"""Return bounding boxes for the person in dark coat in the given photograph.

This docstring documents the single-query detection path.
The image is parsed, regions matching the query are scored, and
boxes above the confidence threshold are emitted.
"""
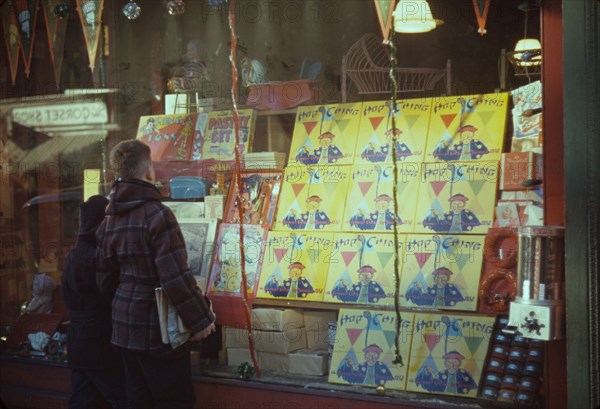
[96,140,216,409]
[61,195,127,409]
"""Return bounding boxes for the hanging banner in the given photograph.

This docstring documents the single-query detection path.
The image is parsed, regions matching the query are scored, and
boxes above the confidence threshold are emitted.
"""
[42,0,68,87]
[76,0,104,71]
[13,0,39,77]
[1,1,21,85]
[373,0,397,41]
[472,0,491,36]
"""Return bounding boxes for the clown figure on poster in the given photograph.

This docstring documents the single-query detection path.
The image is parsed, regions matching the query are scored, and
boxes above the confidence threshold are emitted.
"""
[405,267,464,308]
[432,125,489,162]
[361,128,412,163]
[263,261,315,298]
[423,193,481,233]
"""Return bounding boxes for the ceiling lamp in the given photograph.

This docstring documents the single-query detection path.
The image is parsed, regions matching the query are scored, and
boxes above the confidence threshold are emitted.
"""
[393,0,443,33]
[513,38,542,66]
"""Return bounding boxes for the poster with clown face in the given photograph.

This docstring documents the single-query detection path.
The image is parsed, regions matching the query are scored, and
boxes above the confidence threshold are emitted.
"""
[415,161,498,235]
[399,234,486,311]
[288,103,362,167]
[274,164,350,232]
[329,309,414,391]
[343,163,421,233]
[323,233,403,306]
[406,312,495,397]
[425,93,509,163]
[256,231,334,301]
[354,99,432,165]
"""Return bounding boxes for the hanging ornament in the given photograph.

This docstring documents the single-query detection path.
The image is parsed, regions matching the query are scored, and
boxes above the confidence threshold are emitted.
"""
[82,0,97,27]
[123,0,141,20]
[53,3,70,19]
[166,0,185,16]
[472,0,491,36]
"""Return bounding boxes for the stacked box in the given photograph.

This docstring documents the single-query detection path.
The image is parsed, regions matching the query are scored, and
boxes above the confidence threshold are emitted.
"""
[258,351,289,372]
[304,310,337,349]
[289,349,329,376]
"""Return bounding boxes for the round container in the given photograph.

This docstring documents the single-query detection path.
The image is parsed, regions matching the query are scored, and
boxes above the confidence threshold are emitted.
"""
[511,334,529,349]
[490,345,509,361]
[480,386,499,400]
[516,226,565,303]
[487,358,506,374]
[505,361,524,376]
[483,373,503,389]
[522,362,542,378]
[508,347,528,362]
[500,375,520,391]
[516,390,536,404]
[526,347,544,363]
[519,376,540,392]
[498,389,517,403]
[497,315,510,328]
[494,332,513,346]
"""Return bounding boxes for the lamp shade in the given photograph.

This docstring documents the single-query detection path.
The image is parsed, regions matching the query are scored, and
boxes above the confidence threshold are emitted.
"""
[393,0,442,33]
[513,38,542,66]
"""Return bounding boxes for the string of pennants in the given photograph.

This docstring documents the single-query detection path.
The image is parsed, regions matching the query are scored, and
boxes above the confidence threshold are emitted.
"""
[0,0,103,86]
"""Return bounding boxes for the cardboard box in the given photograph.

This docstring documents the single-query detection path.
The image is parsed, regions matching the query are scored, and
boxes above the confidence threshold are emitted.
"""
[500,152,542,191]
[289,349,329,376]
[227,348,252,367]
[224,326,250,348]
[253,328,306,354]
[303,310,337,333]
[252,308,304,331]
[258,351,289,372]
[305,329,330,350]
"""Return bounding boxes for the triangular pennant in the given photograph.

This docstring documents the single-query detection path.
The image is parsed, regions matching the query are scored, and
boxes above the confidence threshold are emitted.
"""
[373,0,397,41]
[440,113,457,129]
[470,179,487,196]
[274,248,287,263]
[376,251,394,268]
[358,181,373,196]
[336,118,351,133]
[341,251,356,267]
[477,110,495,125]
[464,335,485,355]
[291,183,304,197]
[430,181,447,196]
[415,252,433,269]
[76,0,105,71]
[13,0,39,77]
[1,3,20,85]
[424,333,442,352]
[472,0,491,36]
[346,328,363,346]
[452,270,470,288]
[403,114,421,130]
[383,330,397,349]
[43,0,68,88]
[303,121,318,135]
[369,116,385,130]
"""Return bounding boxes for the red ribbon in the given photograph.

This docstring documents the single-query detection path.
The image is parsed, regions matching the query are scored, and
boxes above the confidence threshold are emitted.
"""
[472,0,491,36]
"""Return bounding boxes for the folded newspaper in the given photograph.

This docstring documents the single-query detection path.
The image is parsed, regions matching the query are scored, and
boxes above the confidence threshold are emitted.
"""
[155,287,191,349]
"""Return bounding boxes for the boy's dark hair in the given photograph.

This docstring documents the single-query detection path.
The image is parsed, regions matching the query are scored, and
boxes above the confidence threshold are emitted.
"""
[110,140,151,179]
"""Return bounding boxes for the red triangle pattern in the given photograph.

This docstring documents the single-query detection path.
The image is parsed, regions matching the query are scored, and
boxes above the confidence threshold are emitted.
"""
[415,253,433,269]
[274,248,287,263]
[369,116,385,130]
[424,334,442,352]
[291,183,304,197]
[430,181,447,196]
[358,181,373,196]
[341,251,356,266]
[346,328,363,346]
[440,114,457,129]
[303,121,318,135]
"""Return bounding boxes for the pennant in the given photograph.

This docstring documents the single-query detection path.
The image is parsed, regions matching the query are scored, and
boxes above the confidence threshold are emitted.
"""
[383,330,397,349]
[358,181,373,196]
[369,116,385,130]
[13,0,39,77]
[376,251,394,268]
[463,334,485,355]
[335,118,351,134]
[273,248,287,263]
[476,110,495,125]
[430,181,447,196]
[291,183,304,197]
[424,333,442,352]
[76,0,104,71]
[403,114,421,130]
[414,252,432,269]
[42,0,68,87]
[373,0,397,41]
[1,2,20,84]
[341,251,356,267]
[346,328,363,346]
[440,113,457,129]
[472,0,491,36]
[303,121,318,135]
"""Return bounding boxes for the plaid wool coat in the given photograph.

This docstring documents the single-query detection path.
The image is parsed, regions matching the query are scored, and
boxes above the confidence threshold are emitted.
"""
[96,179,215,353]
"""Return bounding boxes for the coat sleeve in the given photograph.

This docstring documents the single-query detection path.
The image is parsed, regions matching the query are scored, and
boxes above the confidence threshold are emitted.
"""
[148,207,215,333]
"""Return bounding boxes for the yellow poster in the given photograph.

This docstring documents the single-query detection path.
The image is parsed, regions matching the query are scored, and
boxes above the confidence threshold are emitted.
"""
[288,103,362,167]
[355,99,431,165]
[406,312,494,397]
[256,231,334,301]
[425,93,509,162]
[323,233,403,306]
[415,161,498,234]
[342,163,421,233]
[136,113,197,161]
[329,309,414,391]
[202,109,256,161]
[399,234,485,311]
[274,164,350,232]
